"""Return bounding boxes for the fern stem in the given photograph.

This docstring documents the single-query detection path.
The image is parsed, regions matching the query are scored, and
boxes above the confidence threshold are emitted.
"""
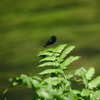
[82,74,88,89]
[61,70,67,80]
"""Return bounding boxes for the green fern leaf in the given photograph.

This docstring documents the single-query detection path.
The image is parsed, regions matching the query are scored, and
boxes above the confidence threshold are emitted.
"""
[39,69,62,75]
[38,62,59,67]
[39,56,56,62]
[44,48,54,52]
[75,67,87,76]
[30,79,40,88]
[38,48,54,53]
[20,74,40,88]
[44,77,64,85]
[55,44,67,54]
[85,67,95,80]
[32,76,42,81]
[37,52,53,57]
[59,46,75,62]
[81,89,90,96]
[21,74,32,88]
[41,48,55,53]
[88,76,100,89]
[2,88,9,94]
[90,90,100,100]
[12,82,18,86]
[60,56,80,69]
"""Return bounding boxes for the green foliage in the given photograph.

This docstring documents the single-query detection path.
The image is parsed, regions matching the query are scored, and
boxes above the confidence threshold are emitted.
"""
[88,76,100,89]
[3,44,100,100]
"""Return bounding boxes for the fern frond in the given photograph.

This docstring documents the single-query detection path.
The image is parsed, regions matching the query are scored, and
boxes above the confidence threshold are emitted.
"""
[60,56,80,69]
[75,67,87,76]
[43,48,55,52]
[39,56,56,62]
[90,90,100,100]
[43,77,64,85]
[55,44,67,54]
[88,76,100,89]
[20,74,40,88]
[59,46,75,62]
[37,52,53,57]
[85,67,95,80]
[37,62,59,67]
[39,69,62,75]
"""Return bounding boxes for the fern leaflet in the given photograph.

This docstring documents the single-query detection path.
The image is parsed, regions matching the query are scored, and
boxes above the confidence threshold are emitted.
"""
[59,46,75,62]
[44,77,64,85]
[85,67,95,81]
[60,56,80,69]
[88,76,100,89]
[37,52,53,57]
[39,56,56,62]
[55,44,67,54]
[39,69,62,75]
[38,62,59,67]
[90,90,100,100]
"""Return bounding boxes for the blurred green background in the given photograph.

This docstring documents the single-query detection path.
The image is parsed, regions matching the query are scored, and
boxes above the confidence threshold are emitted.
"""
[0,0,100,100]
